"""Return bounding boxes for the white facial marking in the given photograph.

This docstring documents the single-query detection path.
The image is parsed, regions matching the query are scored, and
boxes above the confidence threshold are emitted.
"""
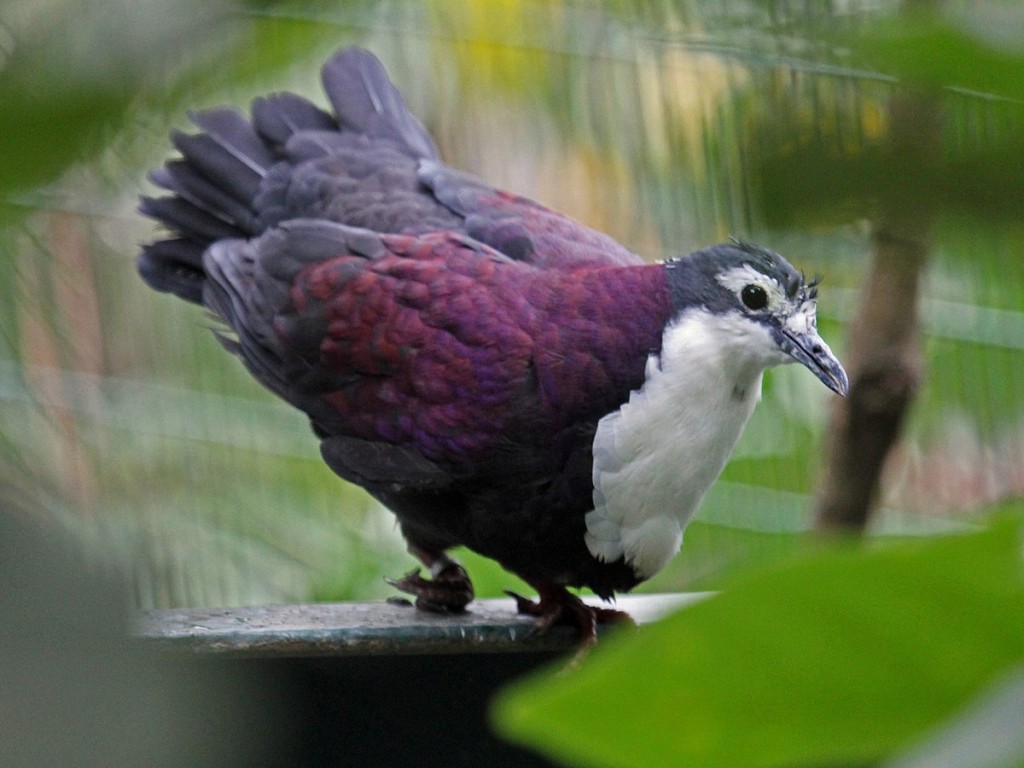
[716,265,787,313]
[783,300,817,336]
[586,308,775,578]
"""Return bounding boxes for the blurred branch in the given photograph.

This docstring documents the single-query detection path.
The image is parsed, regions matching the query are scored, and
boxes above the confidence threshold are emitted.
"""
[814,81,941,531]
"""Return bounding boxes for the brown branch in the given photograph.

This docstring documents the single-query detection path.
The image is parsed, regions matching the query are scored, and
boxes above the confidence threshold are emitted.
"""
[813,88,942,533]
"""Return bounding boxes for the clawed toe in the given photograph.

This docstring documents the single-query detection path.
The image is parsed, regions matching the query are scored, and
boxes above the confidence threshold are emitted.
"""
[592,605,637,628]
[507,584,635,645]
[387,561,474,613]
[504,590,542,616]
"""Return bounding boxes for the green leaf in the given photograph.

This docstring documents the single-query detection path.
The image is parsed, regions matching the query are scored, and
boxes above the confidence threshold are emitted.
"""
[883,663,1024,768]
[493,521,1024,768]
[0,0,344,214]
[0,0,224,199]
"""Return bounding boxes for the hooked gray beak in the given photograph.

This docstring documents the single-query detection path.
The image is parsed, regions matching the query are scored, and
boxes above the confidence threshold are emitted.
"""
[777,325,849,397]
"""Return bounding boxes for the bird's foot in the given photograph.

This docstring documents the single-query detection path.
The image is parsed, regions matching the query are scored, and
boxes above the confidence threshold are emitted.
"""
[505,584,636,646]
[386,559,474,614]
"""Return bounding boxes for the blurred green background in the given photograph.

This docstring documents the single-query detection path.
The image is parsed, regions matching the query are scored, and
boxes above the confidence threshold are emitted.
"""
[2,0,1022,610]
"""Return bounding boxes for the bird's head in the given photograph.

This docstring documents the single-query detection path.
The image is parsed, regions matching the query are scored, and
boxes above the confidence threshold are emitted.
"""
[664,240,849,396]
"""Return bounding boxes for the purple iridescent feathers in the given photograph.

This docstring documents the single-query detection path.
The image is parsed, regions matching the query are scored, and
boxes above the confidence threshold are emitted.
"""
[140,48,673,471]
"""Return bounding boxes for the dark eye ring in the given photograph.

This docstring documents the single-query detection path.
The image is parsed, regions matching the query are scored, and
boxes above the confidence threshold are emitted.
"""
[741,284,769,310]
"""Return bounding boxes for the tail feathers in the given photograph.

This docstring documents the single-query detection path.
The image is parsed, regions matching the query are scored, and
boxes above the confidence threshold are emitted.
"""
[140,46,438,307]
[137,238,207,304]
[141,107,275,303]
[170,128,264,206]
[149,160,260,233]
[139,194,241,243]
[188,107,276,176]
[252,92,337,147]
[321,48,439,161]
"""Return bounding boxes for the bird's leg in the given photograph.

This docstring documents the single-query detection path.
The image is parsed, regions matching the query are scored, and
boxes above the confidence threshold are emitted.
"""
[505,582,636,645]
[386,544,474,613]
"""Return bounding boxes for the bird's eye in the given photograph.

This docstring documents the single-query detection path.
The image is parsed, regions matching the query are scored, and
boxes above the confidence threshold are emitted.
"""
[741,284,769,311]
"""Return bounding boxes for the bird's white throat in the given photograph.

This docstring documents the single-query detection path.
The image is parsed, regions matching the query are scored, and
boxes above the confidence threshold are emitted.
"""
[585,309,770,578]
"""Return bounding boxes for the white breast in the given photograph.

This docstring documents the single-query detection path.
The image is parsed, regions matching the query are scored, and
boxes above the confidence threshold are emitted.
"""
[585,309,771,579]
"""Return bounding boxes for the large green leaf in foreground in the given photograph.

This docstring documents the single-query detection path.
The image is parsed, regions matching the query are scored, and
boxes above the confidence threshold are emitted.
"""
[494,520,1024,768]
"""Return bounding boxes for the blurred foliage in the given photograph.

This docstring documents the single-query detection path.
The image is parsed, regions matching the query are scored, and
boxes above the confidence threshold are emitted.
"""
[495,511,1024,768]
[750,5,1024,225]
[0,507,298,768]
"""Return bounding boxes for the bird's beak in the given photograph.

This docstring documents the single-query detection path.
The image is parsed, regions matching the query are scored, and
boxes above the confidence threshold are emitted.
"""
[777,309,849,397]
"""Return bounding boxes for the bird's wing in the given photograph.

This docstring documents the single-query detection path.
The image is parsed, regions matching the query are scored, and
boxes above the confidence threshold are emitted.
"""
[141,47,644,304]
[419,162,645,269]
[253,50,643,270]
[250,48,643,268]
[250,53,461,235]
[203,219,670,475]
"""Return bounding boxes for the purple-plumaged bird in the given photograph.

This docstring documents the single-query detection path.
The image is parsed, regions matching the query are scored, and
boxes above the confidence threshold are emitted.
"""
[139,47,848,641]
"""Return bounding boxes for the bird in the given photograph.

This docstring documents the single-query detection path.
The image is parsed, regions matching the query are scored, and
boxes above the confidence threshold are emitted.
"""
[138,46,848,642]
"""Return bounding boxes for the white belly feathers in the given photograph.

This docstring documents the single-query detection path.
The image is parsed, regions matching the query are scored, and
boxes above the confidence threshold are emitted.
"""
[585,309,768,579]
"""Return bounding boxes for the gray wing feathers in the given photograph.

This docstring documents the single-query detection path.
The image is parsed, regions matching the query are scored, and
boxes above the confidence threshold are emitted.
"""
[252,92,337,147]
[147,161,259,233]
[321,436,451,490]
[419,162,644,268]
[188,107,275,176]
[321,48,439,161]
[137,238,206,304]
[170,128,262,204]
[202,220,386,401]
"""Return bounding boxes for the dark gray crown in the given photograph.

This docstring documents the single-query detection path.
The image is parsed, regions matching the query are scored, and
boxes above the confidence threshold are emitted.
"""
[664,240,817,314]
